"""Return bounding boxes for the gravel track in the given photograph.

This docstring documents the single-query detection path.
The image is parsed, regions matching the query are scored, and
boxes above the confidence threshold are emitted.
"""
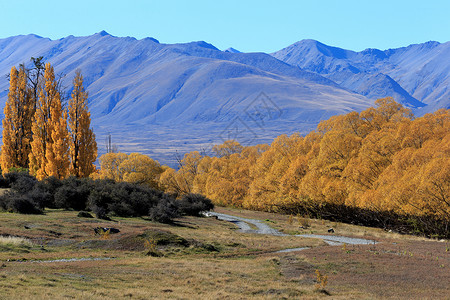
[207,211,377,251]
[207,212,286,236]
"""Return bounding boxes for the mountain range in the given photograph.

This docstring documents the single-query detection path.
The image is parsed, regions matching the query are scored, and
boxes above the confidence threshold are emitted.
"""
[272,39,450,114]
[0,32,448,166]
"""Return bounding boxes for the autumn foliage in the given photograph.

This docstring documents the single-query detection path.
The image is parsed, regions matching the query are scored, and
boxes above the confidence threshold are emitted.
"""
[1,61,97,179]
[68,71,97,177]
[96,152,164,189]
[162,98,449,235]
[0,65,34,172]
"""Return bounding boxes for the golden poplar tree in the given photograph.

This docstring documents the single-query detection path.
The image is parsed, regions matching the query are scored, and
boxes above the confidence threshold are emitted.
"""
[1,65,34,173]
[29,63,69,180]
[45,105,69,179]
[68,71,97,177]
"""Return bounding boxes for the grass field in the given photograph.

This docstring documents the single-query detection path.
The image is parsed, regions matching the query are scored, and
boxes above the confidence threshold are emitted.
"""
[0,207,448,299]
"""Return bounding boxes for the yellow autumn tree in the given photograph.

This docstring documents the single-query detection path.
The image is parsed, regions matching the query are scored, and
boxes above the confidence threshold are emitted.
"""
[205,140,257,206]
[68,70,97,177]
[159,167,188,194]
[119,153,163,189]
[97,152,163,189]
[29,63,69,180]
[45,108,69,179]
[97,152,128,181]
[1,65,34,173]
[0,67,19,173]
[174,151,204,194]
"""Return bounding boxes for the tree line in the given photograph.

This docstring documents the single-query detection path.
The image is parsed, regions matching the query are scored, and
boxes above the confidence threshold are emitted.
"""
[157,98,449,237]
[0,59,97,179]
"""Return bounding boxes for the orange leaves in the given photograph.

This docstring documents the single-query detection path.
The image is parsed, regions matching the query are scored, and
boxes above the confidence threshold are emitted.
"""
[29,63,69,180]
[120,153,163,189]
[376,133,450,218]
[1,66,20,173]
[1,65,33,173]
[97,152,128,181]
[1,62,97,179]
[68,71,97,177]
[163,99,449,222]
[98,152,163,189]
[212,140,243,157]
[46,96,70,179]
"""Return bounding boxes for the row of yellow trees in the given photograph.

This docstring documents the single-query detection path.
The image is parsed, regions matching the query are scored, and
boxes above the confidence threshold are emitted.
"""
[1,62,97,179]
[159,98,449,221]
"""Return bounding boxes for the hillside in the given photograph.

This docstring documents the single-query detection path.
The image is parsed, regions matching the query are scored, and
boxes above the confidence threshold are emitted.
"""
[0,32,370,165]
[272,39,450,114]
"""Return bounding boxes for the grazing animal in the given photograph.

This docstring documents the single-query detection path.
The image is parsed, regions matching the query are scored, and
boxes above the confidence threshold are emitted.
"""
[328,228,335,233]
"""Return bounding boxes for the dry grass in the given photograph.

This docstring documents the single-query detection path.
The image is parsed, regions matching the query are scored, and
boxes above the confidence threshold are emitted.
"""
[214,206,435,242]
[0,236,33,247]
[296,239,450,299]
[0,207,448,299]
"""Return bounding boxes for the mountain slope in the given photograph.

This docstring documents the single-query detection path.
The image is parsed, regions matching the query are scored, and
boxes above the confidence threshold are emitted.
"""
[272,39,450,113]
[0,32,372,165]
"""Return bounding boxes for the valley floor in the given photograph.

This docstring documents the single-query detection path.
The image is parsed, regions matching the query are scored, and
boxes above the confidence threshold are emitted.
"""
[0,207,448,299]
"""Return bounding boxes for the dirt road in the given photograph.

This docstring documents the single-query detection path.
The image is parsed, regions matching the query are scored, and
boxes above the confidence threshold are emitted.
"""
[206,211,377,250]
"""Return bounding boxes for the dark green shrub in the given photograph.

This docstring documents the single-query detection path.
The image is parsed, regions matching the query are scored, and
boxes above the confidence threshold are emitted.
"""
[88,179,116,219]
[178,193,214,216]
[4,172,37,193]
[54,176,91,211]
[108,182,163,217]
[149,197,179,223]
[0,172,220,226]
[92,205,110,220]
[0,174,9,188]
[0,191,42,214]
[32,176,63,208]
[26,186,52,209]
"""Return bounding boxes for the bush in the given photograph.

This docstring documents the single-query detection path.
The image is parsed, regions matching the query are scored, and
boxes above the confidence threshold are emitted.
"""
[88,179,116,219]
[0,172,218,226]
[54,177,91,211]
[92,205,110,220]
[25,187,51,210]
[32,176,63,208]
[0,190,42,214]
[107,182,163,217]
[149,197,180,223]
[55,185,85,211]
[178,193,214,216]
[0,174,9,188]
[3,172,37,193]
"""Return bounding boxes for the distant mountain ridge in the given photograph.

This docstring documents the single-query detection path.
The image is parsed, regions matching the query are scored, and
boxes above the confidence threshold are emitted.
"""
[272,39,450,113]
[0,32,366,125]
[0,32,447,166]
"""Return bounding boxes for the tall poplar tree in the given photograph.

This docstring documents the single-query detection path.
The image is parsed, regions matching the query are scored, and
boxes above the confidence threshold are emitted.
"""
[68,71,97,177]
[45,95,70,179]
[0,65,34,173]
[29,63,69,179]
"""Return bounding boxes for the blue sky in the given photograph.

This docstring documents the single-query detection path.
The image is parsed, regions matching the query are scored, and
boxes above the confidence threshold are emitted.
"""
[0,0,448,52]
